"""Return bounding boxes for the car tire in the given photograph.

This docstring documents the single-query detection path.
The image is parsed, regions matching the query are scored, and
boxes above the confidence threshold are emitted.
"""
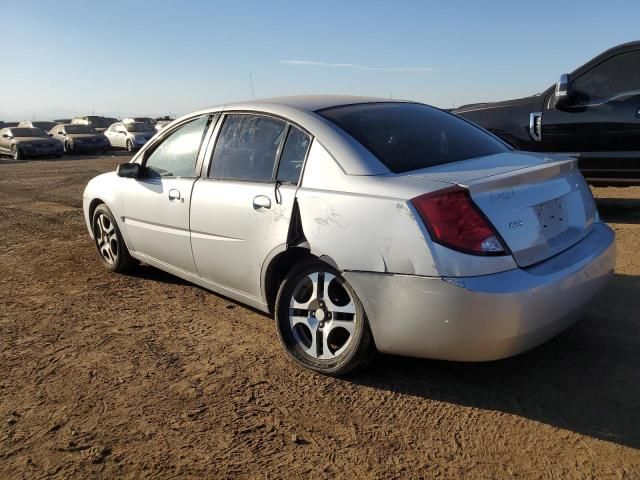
[275,260,376,376]
[92,204,135,273]
[126,140,134,152]
[11,145,22,161]
[64,142,72,154]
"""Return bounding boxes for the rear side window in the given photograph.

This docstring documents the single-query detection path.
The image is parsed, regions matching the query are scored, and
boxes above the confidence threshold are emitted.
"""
[209,114,286,181]
[318,103,509,173]
[277,126,311,184]
[144,115,210,177]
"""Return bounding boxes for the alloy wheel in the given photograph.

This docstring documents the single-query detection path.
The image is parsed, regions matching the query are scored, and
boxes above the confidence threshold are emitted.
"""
[288,271,357,359]
[94,213,119,264]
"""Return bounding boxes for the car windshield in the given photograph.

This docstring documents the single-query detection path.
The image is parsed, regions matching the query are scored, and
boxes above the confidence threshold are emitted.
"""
[65,125,97,134]
[134,117,155,124]
[125,123,155,132]
[10,128,48,138]
[318,102,510,173]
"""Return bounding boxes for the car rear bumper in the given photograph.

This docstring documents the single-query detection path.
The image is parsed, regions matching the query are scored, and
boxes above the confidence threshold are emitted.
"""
[73,144,108,152]
[344,222,615,362]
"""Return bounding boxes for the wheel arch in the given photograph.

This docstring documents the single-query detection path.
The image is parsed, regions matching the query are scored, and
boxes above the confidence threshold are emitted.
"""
[261,246,342,314]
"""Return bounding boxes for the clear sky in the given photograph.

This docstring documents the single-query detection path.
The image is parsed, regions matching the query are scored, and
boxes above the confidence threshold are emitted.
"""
[2,0,639,120]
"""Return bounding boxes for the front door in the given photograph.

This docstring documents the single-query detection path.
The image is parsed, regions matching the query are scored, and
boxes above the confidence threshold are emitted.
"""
[542,48,640,180]
[190,113,311,301]
[120,114,212,274]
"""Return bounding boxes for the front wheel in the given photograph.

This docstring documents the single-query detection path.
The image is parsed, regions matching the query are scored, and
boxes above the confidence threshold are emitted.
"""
[126,139,134,152]
[92,204,134,273]
[275,261,376,376]
[11,145,22,161]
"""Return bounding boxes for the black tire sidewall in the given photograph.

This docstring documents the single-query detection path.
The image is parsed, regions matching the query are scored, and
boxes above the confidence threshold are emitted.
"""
[275,260,373,376]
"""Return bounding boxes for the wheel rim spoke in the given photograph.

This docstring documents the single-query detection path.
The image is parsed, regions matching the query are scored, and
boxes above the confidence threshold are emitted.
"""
[288,270,356,360]
[95,213,117,265]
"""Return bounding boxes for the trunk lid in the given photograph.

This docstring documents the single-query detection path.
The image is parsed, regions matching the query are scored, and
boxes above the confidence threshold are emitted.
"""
[410,152,597,267]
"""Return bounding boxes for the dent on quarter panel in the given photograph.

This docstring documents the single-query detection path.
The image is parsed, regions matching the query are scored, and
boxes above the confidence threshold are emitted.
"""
[296,190,438,276]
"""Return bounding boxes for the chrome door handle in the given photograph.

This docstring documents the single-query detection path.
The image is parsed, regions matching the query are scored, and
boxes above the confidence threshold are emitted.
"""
[168,189,181,200]
[253,195,271,209]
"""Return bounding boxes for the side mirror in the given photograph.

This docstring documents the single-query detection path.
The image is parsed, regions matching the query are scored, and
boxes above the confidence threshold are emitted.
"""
[48,133,53,137]
[2,134,9,138]
[117,162,141,178]
[553,73,571,110]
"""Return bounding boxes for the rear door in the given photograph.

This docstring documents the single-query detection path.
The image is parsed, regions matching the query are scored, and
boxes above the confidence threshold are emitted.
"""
[120,114,213,273]
[190,113,311,301]
[542,48,640,181]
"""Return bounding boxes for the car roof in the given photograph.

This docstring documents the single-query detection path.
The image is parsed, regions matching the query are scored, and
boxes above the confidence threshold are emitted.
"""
[171,95,416,176]
[210,94,404,113]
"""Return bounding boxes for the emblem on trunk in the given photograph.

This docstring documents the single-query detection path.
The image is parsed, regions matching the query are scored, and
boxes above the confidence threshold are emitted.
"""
[508,219,523,229]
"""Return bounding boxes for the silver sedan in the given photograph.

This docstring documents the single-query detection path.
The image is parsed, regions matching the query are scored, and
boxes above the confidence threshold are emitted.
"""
[104,121,156,152]
[82,96,615,375]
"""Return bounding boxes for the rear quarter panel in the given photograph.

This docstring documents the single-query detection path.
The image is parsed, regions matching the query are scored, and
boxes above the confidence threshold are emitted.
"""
[297,142,439,276]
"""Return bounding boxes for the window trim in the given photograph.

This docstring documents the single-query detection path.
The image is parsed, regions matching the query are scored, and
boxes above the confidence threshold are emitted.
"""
[274,124,312,186]
[205,112,292,183]
[199,110,315,187]
[137,114,214,180]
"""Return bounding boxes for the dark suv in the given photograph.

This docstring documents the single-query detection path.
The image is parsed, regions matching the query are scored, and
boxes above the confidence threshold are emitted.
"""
[453,41,640,185]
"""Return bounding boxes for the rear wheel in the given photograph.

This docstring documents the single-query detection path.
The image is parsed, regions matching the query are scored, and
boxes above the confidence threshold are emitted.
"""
[92,204,134,273]
[11,145,22,161]
[275,260,376,376]
[126,139,134,152]
[64,141,72,154]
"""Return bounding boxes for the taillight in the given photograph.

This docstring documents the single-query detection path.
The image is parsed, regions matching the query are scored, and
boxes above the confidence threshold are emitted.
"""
[411,187,506,255]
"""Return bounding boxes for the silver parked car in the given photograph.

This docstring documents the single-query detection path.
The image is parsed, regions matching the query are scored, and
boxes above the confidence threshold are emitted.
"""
[0,127,63,160]
[18,120,58,133]
[104,121,156,152]
[49,124,110,154]
[82,96,615,375]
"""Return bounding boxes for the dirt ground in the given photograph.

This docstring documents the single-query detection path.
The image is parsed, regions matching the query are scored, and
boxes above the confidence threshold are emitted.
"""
[0,155,639,479]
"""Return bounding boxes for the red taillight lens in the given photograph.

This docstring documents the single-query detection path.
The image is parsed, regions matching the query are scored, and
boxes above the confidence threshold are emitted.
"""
[411,187,506,255]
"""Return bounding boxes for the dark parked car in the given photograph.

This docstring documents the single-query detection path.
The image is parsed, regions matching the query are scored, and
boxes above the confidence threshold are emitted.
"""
[49,124,110,154]
[0,127,63,160]
[453,41,640,185]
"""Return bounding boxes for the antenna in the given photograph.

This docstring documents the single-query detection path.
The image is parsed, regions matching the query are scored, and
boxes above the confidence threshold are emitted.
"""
[249,73,255,100]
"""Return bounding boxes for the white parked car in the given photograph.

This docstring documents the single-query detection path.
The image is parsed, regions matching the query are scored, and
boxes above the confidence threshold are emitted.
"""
[83,96,615,375]
[104,122,156,152]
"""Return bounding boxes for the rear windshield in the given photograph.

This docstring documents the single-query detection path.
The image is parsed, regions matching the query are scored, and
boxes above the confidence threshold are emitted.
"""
[125,122,155,132]
[65,125,97,134]
[318,102,509,173]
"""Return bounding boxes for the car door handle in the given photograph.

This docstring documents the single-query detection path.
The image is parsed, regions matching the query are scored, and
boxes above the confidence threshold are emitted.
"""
[168,189,181,200]
[253,195,271,210]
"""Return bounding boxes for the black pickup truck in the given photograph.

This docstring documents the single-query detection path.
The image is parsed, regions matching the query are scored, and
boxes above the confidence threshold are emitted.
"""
[452,41,640,185]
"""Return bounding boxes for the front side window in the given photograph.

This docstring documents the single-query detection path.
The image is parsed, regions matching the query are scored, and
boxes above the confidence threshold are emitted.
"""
[571,50,640,106]
[277,126,311,184]
[209,114,286,181]
[318,103,509,174]
[144,115,210,178]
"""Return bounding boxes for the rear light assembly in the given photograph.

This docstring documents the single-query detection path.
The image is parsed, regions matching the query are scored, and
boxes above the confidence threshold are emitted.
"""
[411,186,507,256]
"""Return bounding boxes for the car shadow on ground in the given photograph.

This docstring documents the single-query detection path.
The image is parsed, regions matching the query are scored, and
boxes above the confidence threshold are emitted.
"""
[347,273,640,450]
[127,264,192,286]
[596,197,640,225]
